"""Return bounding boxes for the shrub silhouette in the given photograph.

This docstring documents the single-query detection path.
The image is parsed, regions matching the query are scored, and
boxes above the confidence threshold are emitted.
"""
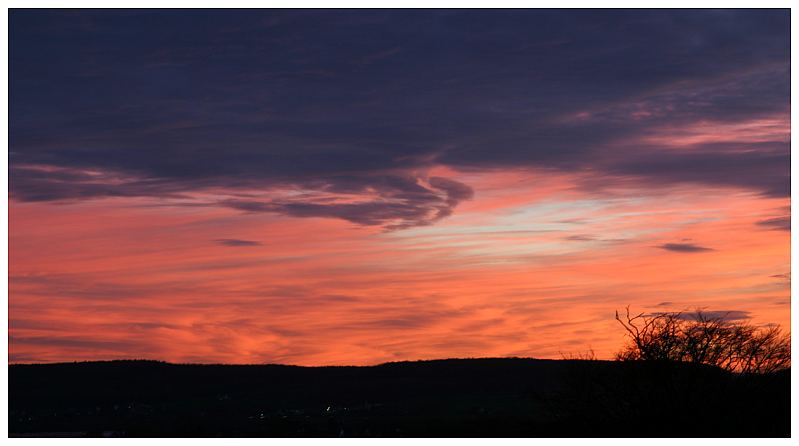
[615,307,790,373]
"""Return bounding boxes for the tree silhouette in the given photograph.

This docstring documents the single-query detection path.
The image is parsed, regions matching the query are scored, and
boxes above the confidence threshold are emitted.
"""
[615,307,790,373]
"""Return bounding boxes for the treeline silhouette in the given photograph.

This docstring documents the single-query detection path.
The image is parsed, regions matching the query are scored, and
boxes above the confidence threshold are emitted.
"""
[9,308,790,437]
[10,357,789,437]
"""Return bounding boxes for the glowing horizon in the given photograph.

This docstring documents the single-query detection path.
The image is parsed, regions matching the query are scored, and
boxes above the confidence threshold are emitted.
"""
[10,166,789,365]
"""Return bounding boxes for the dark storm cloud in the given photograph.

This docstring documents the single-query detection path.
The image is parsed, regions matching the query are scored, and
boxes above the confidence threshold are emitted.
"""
[9,10,790,227]
[215,239,262,247]
[656,243,714,253]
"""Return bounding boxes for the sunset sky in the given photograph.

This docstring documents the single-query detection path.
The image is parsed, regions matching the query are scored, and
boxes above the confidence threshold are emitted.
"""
[9,9,790,365]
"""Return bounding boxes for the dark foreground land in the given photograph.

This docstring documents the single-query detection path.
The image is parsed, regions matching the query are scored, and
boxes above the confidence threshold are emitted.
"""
[9,358,790,437]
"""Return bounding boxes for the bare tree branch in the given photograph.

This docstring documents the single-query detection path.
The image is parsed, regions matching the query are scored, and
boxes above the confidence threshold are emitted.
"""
[614,308,790,374]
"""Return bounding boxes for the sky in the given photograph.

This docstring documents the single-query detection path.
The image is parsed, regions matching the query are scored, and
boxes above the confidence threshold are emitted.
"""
[8,9,790,365]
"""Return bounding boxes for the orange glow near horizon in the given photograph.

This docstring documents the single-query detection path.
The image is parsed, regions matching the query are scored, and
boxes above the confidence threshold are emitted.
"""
[9,168,790,365]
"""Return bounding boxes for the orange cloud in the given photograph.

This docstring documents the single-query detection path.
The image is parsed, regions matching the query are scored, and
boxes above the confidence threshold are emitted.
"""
[9,170,790,365]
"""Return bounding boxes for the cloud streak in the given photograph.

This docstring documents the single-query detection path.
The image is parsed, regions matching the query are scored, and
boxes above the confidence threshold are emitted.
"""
[675,310,752,322]
[656,243,714,253]
[757,216,790,231]
[215,239,262,247]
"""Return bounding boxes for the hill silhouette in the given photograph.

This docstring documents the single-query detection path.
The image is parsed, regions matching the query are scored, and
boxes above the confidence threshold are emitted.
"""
[9,358,789,437]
